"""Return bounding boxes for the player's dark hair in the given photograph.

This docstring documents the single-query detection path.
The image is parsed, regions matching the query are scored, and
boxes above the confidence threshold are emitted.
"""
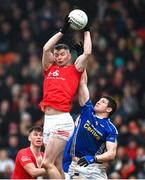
[54,44,70,51]
[102,96,117,117]
[28,126,43,133]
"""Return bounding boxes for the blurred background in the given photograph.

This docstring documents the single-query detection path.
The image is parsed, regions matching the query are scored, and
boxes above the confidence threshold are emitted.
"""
[0,0,145,179]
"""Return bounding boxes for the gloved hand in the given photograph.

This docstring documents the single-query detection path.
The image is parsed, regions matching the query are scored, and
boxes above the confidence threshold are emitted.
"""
[83,24,90,32]
[77,155,96,167]
[60,15,70,34]
[72,42,84,56]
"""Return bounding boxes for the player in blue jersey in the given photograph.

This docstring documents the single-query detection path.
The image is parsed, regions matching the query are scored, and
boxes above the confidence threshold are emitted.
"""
[66,71,118,179]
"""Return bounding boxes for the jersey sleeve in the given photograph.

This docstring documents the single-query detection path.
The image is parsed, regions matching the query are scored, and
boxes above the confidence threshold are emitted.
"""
[106,125,118,143]
[17,150,34,167]
[106,133,118,143]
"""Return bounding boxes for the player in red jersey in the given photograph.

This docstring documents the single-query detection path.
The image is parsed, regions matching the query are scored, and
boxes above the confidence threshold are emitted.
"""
[39,16,92,178]
[12,126,47,179]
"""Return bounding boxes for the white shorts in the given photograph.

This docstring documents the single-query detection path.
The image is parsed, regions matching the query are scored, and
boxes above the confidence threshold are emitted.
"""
[43,113,74,144]
[68,161,108,179]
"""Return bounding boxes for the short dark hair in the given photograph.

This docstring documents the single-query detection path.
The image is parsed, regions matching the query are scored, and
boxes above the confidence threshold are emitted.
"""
[28,126,43,133]
[54,43,70,51]
[102,96,117,117]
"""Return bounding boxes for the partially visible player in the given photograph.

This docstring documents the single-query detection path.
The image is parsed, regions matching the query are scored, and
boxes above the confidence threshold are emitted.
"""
[66,71,118,179]
[12,126,47,179]
[39,15,92,179]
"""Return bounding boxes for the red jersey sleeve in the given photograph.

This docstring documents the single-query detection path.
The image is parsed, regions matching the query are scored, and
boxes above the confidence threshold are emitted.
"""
[17,150,34,167]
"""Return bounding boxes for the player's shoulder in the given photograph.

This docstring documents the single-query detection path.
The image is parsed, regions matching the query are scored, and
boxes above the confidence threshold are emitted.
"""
[63,64,76,69]
[43,63,56,72]
[83,99,93,107]
[106,119,118,135]
[65,64,81,71]
[18,147,30,156]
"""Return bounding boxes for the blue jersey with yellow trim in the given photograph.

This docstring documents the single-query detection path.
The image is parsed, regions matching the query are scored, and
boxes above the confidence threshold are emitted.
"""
[71,100,118,158]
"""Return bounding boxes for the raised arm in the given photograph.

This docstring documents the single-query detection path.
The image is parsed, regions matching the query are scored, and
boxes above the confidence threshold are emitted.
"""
[42,32,63,70]
[42,16,70,70]
[78,70,90,106]
[75,29,92,72]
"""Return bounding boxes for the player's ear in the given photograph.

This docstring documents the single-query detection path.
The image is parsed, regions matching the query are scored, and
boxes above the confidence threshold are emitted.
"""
[28,135,31,142]
[68,52,72,60]
[107,107,112,114]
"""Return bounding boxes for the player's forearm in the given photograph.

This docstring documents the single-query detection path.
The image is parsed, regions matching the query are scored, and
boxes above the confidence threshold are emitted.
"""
[75,32,91,71]
[78,71,89,106]
[43,32,63,51]
[78,85,89,106]
[95,150,116,163]
[30,168,46,178]
[83,31,92,55]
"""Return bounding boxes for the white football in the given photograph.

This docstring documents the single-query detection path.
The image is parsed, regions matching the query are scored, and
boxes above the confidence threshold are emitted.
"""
[68,9,88,30]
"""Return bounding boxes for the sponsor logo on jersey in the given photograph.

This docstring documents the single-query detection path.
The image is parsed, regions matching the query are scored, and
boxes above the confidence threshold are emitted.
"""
[47,70,66,80]
[48,70,60,77]
[21,155,31,162]
[84,120,101,140]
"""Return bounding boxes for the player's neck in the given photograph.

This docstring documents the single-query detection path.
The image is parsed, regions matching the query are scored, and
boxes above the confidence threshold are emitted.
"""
[95,112,108,119]
[30,146,40,157]
[30,146,43,168]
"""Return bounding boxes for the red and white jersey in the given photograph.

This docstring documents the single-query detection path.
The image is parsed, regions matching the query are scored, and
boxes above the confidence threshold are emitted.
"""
[39,64,82,112]
[12,147,43,179]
